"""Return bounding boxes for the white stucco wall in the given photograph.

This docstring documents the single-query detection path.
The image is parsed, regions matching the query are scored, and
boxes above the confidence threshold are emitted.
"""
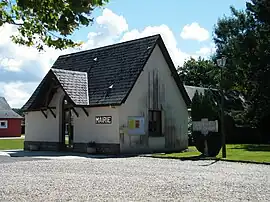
[73,107,119,144]
[25,111,58,142]
[25,88,65,142]
[119,44,189,153]
[25,84,120,145]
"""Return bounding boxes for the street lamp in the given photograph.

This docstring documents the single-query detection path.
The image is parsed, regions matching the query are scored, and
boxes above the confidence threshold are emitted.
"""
[217,57,227,158]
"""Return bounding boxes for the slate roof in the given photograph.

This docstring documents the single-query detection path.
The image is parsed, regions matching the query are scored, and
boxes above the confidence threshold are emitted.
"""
[184,85,218,100]
[22,34,190,111]
[51,68,89,105]
[0,97,23,119]
[184,85,246,111]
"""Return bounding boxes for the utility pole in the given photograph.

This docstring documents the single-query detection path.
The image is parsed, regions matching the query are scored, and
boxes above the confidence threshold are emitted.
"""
[217,57,227,158]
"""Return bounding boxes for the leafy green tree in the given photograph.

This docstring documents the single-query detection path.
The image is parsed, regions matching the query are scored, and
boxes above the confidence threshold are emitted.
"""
[246,0,270,25]
[0,0,109,50]
[213,1,270,126]
[12,108,24,117]
[245,0,270,125]
[178,57,219,88]
[179,56,246,124]
[213,7,256,93]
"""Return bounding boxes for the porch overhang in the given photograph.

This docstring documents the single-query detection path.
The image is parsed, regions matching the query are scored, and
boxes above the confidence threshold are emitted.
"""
[22,69,90,118]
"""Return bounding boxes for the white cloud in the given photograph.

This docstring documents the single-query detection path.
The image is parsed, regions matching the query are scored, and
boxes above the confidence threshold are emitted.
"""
[196,47,211,56]
[180,22,209,42]
[96,8,128,36]
[82,8,128,50]
[0,24,74,107]
[0,24,65,79]
[120,24,190,67]
[196,43,217,57]
[0,58,22,72]
[0,82,38,108]
[0,9,210,108]
[0,24,18,45]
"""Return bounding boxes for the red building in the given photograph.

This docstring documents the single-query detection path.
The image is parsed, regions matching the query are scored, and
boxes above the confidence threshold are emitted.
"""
[0,97,23,137]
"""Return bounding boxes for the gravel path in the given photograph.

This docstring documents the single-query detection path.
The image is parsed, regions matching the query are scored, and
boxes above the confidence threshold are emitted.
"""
[0,156,269,202]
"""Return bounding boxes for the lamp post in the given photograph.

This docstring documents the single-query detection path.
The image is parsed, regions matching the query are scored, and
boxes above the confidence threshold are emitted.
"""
[217,57,227,158]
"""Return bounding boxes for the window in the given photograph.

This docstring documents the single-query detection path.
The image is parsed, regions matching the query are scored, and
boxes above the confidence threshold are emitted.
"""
[148,110,162,137]
[0,120,8,129]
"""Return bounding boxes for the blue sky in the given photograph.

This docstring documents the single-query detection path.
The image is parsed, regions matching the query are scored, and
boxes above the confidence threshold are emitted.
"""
[72,0,248,54]
[0,0,249,107]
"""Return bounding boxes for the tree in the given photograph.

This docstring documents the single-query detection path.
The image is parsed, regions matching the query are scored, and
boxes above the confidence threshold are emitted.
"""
[12,108,24,117]
[178,57,219,88]
[191,90,221,157]
[213,1,270,126]
[246,0,270,25]
[179,56,247,123]
[213,7,257,94]
[0,0,109,50]
[245,0,270,125]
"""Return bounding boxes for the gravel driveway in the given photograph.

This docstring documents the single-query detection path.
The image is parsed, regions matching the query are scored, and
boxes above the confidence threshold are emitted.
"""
[0,156,269,202]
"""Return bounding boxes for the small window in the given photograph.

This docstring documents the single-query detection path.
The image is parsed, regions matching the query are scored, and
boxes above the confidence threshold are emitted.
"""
[148,110,162,137]
[0,120,8,129]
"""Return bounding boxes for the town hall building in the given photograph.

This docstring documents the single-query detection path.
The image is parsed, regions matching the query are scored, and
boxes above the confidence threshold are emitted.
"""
[22,34,191,154]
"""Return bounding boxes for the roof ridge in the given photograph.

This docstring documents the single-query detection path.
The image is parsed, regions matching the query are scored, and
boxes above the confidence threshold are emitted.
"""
[184,85,218,91]
[51,68,87,74]
[57,34,161,59]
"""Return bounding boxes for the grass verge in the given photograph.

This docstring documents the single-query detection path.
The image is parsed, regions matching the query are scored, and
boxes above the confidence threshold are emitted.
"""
[0,139,24,150]
[153,144,270,163]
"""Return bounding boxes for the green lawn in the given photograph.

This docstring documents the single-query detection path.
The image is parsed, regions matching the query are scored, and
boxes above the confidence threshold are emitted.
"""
[1,138,269,163]
[0,135,69,150]
[0,139,24,150]
[154,144,270,163]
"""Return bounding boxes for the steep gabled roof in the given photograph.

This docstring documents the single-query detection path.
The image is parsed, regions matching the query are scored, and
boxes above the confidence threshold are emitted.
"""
[22,34,190,111]
[52,68,89,105]
[0,97,22,119]
[184,85,216,100]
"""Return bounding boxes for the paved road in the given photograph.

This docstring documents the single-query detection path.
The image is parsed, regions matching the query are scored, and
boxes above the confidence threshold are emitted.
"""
[0,156,269,201]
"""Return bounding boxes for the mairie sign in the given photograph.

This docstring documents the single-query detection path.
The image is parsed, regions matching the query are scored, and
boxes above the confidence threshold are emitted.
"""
[192,118,218,135]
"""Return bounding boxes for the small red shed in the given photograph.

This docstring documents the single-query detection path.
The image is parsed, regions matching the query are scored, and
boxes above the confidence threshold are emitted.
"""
[0,97,23,137]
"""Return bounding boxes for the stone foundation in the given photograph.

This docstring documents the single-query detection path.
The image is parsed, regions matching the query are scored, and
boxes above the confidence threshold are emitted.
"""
[24,141,61,151]
[73,143,120,154]
[24,141,120,154]
[24,141,183,155]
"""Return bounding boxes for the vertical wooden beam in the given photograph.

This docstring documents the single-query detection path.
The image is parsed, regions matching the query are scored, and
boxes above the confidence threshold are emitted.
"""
[162,83,165,106]
[152,70,155,109]
[154,70,159,109]
[148,71,151,109]
[156,71,160,109]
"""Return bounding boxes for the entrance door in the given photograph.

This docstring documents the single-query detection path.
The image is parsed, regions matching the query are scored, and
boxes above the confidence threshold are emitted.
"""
[148,110,162,137]
[61,97,74,151]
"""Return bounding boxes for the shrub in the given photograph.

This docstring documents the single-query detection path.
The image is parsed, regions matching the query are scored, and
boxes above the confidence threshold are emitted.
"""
[191,90,222,157]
